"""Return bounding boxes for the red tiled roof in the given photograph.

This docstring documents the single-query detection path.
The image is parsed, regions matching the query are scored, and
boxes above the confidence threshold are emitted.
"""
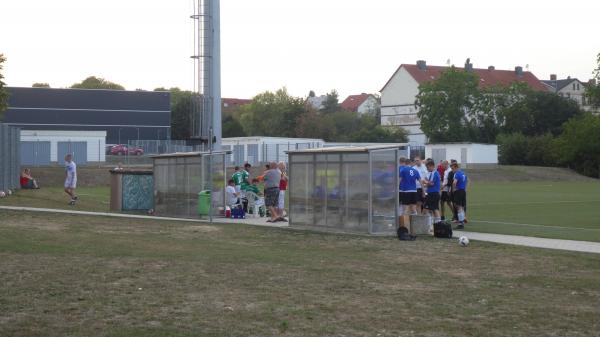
[381,64,548,92]
[340,93,372,112]
[222,98,252,107]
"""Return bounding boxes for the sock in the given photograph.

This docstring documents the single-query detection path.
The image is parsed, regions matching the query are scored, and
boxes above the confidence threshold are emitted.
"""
[398,204,404,215]
[458,210,465,223]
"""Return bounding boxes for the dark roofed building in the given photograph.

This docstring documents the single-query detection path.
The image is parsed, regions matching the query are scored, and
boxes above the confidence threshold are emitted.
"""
[4,87,171,144]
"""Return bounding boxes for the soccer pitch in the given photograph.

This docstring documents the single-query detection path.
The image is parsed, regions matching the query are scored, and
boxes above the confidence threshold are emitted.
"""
[0,210,598,337]
[466,181,600,242]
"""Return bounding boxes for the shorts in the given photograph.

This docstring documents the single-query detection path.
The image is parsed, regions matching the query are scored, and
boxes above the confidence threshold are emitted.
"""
[453,189,466,208]
[401,191,418,205]
[424,192,440,211]
[417,188,425,202]
[265,187,280,207]
[64,178,77,189]
[278,190,285,209]
[441,191,451,202]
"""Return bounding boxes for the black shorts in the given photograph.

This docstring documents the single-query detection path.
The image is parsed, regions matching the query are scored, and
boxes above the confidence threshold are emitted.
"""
[401,192,418,205]
[441,191,451,202]
[453,189,466,208]
[416,188,425,202]
[424,192,440,211]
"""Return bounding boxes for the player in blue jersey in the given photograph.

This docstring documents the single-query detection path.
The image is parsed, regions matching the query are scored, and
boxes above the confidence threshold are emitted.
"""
[451,162,468,229]
[423,159,441,224]
[398,157,421,215]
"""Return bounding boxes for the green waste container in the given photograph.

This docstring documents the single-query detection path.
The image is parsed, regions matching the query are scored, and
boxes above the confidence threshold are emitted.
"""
[198,190,211,215]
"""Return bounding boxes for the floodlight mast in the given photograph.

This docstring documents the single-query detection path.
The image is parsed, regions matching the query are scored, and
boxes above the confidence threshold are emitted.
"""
[190,0,221,151]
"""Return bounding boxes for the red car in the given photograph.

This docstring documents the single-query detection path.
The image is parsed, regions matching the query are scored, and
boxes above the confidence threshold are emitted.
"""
[110,144,144,156]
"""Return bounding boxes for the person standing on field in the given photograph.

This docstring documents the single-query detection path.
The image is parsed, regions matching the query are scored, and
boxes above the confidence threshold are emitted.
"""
[451,162,468,229]
[231,166,243,195]
[277,161,288,221]
[399,157,421,215]
[64,154,78,205]
[264,162,282,223]
[423,160,441,224]
[412,156,428,214]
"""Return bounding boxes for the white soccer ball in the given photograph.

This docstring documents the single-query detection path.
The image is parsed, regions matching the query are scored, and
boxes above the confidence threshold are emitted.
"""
[458,236,470,247]
[0,191,5,198]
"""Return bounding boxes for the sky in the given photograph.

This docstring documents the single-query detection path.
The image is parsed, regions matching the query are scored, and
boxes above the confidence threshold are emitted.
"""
[1,0,599,100]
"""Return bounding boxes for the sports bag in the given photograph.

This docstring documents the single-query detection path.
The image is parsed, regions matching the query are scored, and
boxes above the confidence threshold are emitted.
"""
[433,221,453,238]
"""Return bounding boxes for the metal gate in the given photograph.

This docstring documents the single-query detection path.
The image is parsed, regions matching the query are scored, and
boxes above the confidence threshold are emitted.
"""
[57,142,88,166]
[20,141,51,166]
[232,144,244,166]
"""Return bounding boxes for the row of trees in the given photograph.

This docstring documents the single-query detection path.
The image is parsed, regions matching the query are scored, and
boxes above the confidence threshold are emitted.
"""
[415,53,600,178]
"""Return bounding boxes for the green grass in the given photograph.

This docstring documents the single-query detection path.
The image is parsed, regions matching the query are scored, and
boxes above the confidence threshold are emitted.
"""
[2,178,600,242]
[0,186,110,212]
[464,181,600,242]
[0,210,599,337]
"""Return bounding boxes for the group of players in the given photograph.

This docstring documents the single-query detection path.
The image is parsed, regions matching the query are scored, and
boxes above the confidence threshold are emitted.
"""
[398,156,468,229]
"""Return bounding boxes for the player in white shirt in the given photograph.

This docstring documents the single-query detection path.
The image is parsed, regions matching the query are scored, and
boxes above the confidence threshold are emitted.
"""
[412,156,428,214]
[226,179,241,207]
[64,154,78,205]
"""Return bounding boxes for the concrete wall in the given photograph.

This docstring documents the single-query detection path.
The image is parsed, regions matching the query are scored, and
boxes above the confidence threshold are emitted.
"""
[425,143,498,164]
[20,130,106,162]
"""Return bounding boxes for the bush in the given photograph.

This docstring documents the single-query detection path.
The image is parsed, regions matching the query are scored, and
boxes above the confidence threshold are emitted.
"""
[496,133,558,167]
[555,113,600,178]
[496,133,529,165]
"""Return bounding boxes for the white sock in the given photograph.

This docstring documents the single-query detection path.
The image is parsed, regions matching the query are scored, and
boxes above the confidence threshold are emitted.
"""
[458,211,465,222]
[398,204,404,215]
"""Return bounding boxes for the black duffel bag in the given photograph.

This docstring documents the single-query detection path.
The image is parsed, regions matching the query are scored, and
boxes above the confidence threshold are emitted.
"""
[433,221,453,238]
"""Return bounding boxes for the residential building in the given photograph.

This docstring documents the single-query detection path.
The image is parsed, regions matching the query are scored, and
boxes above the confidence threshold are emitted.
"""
[340,93,379,114]
[222,98,252,114]
[306,95,327,111]
[541,75,595,111]
[380,60,547,144]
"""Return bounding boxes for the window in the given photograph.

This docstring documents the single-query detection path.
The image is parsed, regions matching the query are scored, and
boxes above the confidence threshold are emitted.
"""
[566,93,571,98]
[577,83,580,90]
[573,83,576,90]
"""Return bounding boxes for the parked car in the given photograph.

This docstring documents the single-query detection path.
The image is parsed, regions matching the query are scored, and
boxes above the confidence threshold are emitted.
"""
[110,144,144,156]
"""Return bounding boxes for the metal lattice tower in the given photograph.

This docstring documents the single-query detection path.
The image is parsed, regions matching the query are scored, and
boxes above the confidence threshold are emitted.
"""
[190,0,221,150]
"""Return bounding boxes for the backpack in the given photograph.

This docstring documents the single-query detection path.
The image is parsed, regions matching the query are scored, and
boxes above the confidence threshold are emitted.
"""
[397,226,416,241]
[433,221,453,238]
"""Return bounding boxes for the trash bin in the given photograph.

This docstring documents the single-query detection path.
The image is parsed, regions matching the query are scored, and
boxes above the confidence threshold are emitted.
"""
[198,190,211,215]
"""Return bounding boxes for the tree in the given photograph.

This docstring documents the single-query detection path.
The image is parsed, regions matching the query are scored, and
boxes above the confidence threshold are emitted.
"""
[32,83,50,88]
[71,76,125,90]
[170,91,196,140]
[238,88,306,137]
[585,52,600,108]
[501,89,581,136]
[555,113,600,178]
[321,89,340,113]
[222,115,247,138]
[0,54,8,121]
[415,67,484,142]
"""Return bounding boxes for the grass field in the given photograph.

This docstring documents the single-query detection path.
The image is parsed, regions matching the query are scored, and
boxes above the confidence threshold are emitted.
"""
[0,210,599,337]
[2,178,600,242]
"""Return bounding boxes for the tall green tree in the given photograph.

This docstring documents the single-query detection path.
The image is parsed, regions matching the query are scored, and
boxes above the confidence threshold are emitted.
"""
[585,52,600,109]
[415,67,484,142]
[238,88,306,137]
[71,76,125,90]
[0,54,8,121]
[321,89,340,113]
[555,113,600,178]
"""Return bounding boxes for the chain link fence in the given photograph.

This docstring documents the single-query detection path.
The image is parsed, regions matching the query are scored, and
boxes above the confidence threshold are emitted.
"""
[0,124,21,192]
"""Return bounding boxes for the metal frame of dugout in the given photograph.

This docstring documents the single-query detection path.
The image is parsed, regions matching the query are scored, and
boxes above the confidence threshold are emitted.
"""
[151,151,231,219]
[287,145,410,235]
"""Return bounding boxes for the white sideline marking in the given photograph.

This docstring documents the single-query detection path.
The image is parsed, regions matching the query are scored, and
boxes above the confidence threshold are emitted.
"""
[472,220,600,232]
[469,200,600,207]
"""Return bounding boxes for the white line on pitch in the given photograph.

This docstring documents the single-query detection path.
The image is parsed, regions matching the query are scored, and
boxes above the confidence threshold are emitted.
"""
[469,200,600,207]
[472,219,600,231]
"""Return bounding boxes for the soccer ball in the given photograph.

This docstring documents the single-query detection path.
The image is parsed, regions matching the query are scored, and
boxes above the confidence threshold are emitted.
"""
[0,191,5,198]
[7,189,12,196]
[458,236,470,247]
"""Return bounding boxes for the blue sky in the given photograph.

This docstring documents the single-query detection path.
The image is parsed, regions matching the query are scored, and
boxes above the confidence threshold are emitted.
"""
[1,0,599,99]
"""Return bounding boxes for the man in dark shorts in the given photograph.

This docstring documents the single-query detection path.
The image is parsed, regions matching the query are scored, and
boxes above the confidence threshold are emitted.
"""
[451,162,468,229]
[423,160,441,223]
[412,156,428,214]
[264,161,282,223]
[398,157,421,215]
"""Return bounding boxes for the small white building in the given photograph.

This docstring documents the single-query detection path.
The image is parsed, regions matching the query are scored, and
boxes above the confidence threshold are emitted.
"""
[222,137,324,165]
[340,94,380,114]
[425,143,498,166]
[20,130,106,165]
